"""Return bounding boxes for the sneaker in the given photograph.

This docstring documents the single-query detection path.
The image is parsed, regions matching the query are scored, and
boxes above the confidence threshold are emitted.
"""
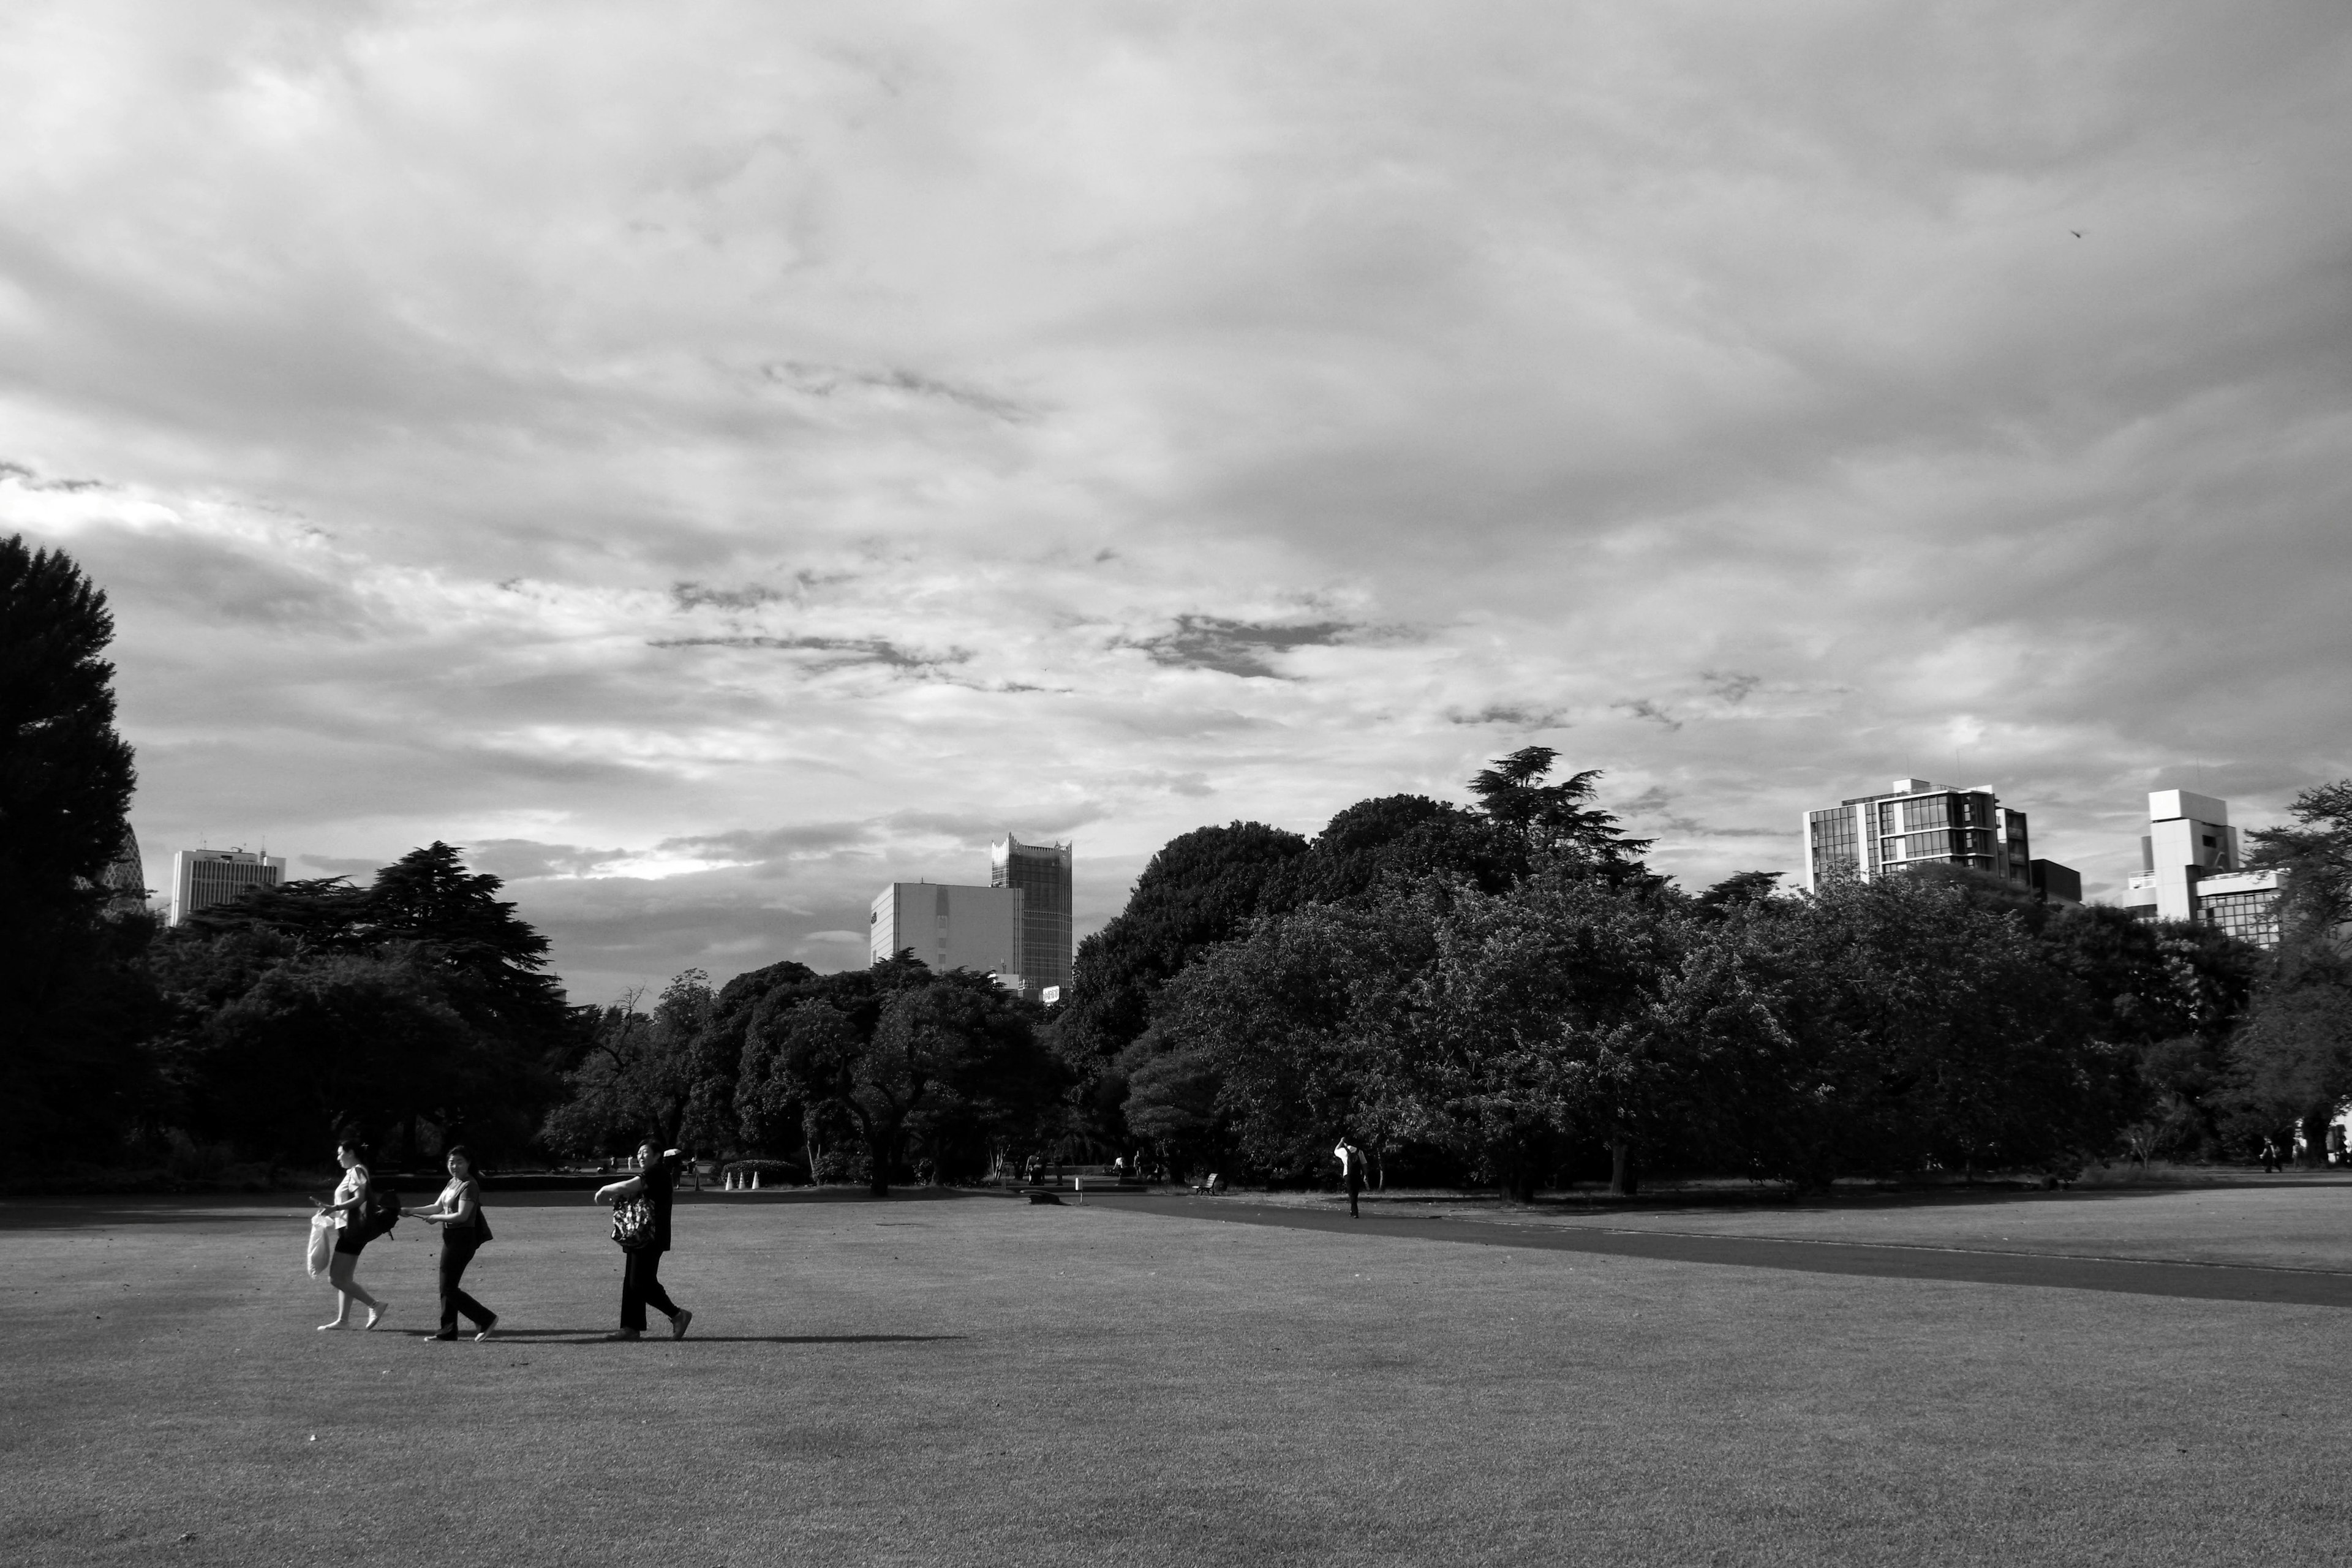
[669,1308,693,1341]
[474,1316,498,1342]
[431,1331,459,1341]
[603,1329,641,1341]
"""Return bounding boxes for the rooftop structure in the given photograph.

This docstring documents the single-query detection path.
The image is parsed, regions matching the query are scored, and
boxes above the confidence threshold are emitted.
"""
[2122,790,2283,946]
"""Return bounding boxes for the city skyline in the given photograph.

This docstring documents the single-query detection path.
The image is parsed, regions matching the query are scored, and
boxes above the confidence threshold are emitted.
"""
[6,6,2348,1003]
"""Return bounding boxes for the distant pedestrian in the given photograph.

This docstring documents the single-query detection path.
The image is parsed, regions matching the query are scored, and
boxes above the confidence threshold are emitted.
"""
[595,1140,692,1341]
[310,1139,390,1331]
[2261,1139,2282,1174]
[406,1145,497,1341]
[1335,1137,1365,1219]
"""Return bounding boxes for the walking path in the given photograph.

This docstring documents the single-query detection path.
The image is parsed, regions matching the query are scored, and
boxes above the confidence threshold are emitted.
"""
[1093,1193,2352,1308]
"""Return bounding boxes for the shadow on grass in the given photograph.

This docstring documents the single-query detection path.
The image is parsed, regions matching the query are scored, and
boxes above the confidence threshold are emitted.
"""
[398,1330,967,1344]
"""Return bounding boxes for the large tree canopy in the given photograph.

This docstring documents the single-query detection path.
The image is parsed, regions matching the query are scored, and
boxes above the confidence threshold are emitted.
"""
[0,536,153,1166]
[148,843,570,1161]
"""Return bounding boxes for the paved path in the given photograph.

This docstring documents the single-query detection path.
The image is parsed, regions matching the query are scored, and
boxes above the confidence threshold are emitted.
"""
[1085,1194,2352,1308]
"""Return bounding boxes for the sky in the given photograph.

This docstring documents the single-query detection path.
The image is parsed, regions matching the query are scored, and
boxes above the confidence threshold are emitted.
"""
[5,2,2349,1005]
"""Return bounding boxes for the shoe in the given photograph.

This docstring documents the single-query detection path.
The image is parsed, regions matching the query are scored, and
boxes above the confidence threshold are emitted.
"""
[474,1316,498,1342]
[317,1321,345,1332]
[431,1331,458,1341]
[364,1303,391,1330]
[669,1308,692,1341]
[603,1329,641,1341]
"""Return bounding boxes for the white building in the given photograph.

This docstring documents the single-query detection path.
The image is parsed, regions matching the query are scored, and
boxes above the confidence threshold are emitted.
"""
[2122,790,2283,946]
[1801,778,2077,901]
[169,848,285,925]
[869,882,1026,990]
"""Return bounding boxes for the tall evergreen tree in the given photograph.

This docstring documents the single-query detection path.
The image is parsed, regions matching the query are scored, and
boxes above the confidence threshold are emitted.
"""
[0,536,154,1163]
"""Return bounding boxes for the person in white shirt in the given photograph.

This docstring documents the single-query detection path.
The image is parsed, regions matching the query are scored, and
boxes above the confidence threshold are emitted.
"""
[1335,1137,1365,1219]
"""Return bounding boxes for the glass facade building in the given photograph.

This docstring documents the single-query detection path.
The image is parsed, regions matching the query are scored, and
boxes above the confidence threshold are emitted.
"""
[991,835,1072,1000]
[1801,778,2073,899]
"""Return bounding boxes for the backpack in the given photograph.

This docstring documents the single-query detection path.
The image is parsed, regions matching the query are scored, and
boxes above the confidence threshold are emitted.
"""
[356,1187,401,1243]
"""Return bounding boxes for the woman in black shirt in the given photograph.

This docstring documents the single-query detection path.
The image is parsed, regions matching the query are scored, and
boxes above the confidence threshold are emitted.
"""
[407,1146,497,1341]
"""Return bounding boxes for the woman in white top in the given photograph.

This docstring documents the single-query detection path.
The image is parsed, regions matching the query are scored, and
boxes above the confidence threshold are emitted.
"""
[405,1145,497,1341]
[309,1139,389,1330]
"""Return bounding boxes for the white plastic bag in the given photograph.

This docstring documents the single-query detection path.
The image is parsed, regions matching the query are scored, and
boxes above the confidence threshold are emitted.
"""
[306,1213,337,1278]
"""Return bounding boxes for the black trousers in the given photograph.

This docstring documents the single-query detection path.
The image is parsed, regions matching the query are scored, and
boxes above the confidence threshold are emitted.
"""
[439,1234,493,1332]
[1346,1172,1362,1218]
[621,1247,678,1331]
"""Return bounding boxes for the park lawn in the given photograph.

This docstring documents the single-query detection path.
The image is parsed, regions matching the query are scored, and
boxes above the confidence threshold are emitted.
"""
[2,1188,2348,1567]
[1280,1177,2352,1273]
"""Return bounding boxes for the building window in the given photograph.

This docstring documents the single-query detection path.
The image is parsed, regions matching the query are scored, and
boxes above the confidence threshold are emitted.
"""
[2198,889,2281,948]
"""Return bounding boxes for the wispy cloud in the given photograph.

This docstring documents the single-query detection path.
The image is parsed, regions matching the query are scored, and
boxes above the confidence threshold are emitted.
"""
[5,4,2348,1000]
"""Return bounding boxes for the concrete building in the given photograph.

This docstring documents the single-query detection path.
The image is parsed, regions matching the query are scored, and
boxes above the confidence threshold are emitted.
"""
[1802,777,2079,902]
[991,834,1073,998]
[169,847,285,925]
[869,882,1026,989]
[2122,790,2284,946]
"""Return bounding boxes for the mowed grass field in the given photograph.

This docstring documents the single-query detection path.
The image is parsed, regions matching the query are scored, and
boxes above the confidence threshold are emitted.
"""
[5,1185,2350,1567]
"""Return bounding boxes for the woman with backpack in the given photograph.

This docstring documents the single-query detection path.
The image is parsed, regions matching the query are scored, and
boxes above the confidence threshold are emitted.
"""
[310,1138,390,1330]
[405,1145,498,1341]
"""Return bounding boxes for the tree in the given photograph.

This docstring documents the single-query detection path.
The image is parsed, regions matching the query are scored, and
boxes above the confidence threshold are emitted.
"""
[541,971,715,1158]
[174,952,480,1164]
[2248,780,2352,944]
[0,536,150,1165]
[1148,895,1439,1183]
[1466,747,1653,883]
[151,845,570,1163]
[1055,821,1309,1064]
[2228,780,2352,1161]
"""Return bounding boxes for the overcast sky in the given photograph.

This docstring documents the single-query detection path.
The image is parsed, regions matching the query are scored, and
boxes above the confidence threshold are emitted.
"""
[6,2,2348,1003]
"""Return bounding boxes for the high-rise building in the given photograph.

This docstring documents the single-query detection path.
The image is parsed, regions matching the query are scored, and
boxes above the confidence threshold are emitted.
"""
[2122,790,2283,946]
[869,883,1026,987]
[1801,778,2078,901]
[169,848,285,925]
[991,835,1073,998]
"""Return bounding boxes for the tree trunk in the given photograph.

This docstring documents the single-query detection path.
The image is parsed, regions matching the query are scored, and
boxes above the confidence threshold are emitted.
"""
[2301,1108,2334,1169]
[1608,1135,1639,1197]
[868,1117,895,1196]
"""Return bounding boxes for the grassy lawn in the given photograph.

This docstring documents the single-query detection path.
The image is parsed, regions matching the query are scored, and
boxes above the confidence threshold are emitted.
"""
[1268,1175,2352,1272]
[4,1186,2348,1566]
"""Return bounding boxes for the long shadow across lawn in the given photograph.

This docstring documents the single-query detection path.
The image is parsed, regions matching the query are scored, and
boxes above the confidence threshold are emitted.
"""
[388,1330,967,1344]
[1090,1194,2352,1308]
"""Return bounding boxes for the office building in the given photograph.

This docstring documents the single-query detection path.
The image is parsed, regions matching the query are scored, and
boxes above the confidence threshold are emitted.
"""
[992,834,1074,997]
[869,882,1026,989]
[169,848,286,925]
[1802,778,2078,902]
[2122,790,2283,946]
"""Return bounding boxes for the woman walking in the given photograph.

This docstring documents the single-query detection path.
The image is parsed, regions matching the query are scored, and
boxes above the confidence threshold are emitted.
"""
[311,1139,390,1330]
[406,1145,497,1341]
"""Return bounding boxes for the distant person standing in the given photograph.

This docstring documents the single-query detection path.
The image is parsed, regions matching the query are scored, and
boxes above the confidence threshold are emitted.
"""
[595,1139,693,1341]
[406,1146,497,1341]
[1335,1137,1365,1219]
[310,1139,390,1330]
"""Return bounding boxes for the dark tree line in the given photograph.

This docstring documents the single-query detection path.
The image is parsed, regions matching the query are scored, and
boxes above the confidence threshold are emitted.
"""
[1055,751,2345,1194]
[11,534,2348,1191]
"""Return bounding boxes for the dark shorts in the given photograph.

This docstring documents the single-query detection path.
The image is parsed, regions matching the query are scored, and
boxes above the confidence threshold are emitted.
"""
[333,1227,366,1257]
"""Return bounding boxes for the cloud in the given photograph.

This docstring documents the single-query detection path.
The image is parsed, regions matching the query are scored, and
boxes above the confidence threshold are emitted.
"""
[1129,616,1363,679]
[4,4,2348,995]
